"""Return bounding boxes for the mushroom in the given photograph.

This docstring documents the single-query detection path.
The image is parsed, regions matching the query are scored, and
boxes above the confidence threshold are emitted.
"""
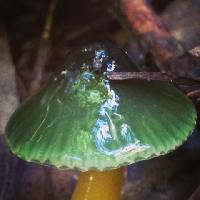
[5,43,196,200]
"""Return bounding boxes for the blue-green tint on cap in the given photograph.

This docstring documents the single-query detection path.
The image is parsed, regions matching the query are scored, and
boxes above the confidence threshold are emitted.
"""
[5,43,196,171]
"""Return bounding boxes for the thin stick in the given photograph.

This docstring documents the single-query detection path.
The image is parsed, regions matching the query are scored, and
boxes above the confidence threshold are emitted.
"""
[30,0,58,95]
[42,0,58,40]
[187,89,200,98]
[120,0,182,71]
[107,72,172,81]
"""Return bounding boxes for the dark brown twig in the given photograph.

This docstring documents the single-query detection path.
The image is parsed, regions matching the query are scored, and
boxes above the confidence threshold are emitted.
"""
[107,72,172,81]
[120,0,200,82]
[108,71,200,99]
[30,0,58,95]
[187,89,200,98]
[120,0,182,71]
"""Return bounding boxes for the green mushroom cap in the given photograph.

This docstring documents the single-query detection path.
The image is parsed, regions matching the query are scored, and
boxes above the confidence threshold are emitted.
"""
[6,43,196,171]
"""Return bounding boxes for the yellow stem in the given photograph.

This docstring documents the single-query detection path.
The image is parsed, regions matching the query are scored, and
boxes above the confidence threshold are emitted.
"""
[71,168,124,200]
